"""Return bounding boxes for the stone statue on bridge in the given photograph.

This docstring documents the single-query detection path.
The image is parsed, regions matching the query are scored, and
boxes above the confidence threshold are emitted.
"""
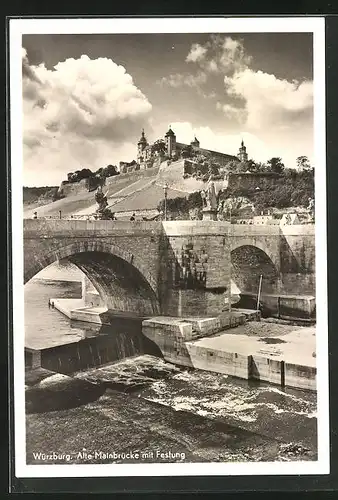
[95,186,108,211]
[201,178,217,210]
[201,177,218,220]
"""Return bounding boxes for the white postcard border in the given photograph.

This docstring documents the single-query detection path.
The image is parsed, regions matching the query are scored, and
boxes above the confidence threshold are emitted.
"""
[10,16,329,478]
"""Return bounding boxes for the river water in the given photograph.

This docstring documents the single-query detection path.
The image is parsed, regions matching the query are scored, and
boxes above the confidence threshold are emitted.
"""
[24,272,318,464]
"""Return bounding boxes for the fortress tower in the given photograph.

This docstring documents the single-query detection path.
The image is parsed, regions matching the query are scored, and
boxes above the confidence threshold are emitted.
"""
[190,136,200,148]
[165,126,177,158]
[137,129,148,163]
[237,139,248,163]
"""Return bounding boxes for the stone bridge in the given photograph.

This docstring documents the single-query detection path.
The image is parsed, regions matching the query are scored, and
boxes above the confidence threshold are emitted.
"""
[23,220,315,318]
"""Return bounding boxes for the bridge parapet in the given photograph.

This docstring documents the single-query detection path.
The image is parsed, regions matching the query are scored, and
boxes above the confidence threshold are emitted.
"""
[23,219,164,239]
[280,224,315,236]
[162,220,231,236]
[229,224,281,236]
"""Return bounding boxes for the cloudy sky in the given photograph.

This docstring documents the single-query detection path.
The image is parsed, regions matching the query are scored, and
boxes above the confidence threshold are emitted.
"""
[22,32,313,186]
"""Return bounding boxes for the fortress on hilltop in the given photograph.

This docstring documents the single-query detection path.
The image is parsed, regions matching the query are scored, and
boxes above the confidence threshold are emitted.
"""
[118,126,248,173]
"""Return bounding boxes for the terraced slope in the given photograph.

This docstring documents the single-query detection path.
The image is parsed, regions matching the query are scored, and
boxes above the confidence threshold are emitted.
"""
[110,182,189,214]
[23,176,157,218]
[23,158,226,219]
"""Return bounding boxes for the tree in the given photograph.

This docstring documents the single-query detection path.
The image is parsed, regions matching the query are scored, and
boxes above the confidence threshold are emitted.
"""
[225,160,241,173]
[181,145,193,159]
[79,168,93,180]
[95,164,119,179]
[67,168,93,183]
[254,161,269,173]
[243,159,258,172]
[208,162,221,178]
[95,167,103,177]
[267,157,285,174]
[187,191,203,209]
[296,156,312,171]
[152,140,166,155]
[104,164,119,177]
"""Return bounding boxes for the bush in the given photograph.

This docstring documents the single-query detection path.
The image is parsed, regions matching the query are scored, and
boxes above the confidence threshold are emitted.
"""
[218,169,314,211]
[187,191,203,209]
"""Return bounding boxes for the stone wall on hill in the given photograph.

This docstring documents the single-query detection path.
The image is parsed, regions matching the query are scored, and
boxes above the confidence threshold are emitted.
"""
[227,172,282,191]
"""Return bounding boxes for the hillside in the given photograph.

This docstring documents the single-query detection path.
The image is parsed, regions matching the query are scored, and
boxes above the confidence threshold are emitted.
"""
[23,186,59,208]
[23,175,156,218]
[23,159,204,218]
[23,158,314,220]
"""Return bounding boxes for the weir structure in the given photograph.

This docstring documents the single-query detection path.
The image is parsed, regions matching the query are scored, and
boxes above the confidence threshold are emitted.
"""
[24,219,316,390]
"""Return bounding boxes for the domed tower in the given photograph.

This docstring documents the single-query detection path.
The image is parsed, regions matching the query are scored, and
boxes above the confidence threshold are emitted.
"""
[137,129,148,163]
[237,139,248,163]
[190,136,200,148]
[165,126,176,158]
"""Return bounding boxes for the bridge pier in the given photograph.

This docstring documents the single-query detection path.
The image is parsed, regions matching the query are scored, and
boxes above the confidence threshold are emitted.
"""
[163,288,230,318]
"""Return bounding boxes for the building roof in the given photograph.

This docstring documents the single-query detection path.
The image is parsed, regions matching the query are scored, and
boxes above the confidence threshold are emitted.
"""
[138,129,148,144]
[175,142,239,162]
[165,127,176,137]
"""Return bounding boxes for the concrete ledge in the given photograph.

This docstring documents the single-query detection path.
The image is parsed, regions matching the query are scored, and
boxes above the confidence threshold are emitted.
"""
[25,348,42,369]
[185,343,251,379]
[52,298,84,319]
[142,317,316,391]
[142,316,193,340]
[250,355,283,385]
[285,362,316,391]
[52,298,110,325]
[142,313,244,343]
[232,309,261,322]
[236,293,316,320]
[70,308,110,325]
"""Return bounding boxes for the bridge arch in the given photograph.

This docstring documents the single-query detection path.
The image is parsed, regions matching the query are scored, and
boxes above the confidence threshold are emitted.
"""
[230,244,281,294]
[24,239,159,316]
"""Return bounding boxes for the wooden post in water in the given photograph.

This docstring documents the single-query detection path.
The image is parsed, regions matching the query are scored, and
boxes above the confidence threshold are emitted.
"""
[277,296,281,319]
[256,274,263,312]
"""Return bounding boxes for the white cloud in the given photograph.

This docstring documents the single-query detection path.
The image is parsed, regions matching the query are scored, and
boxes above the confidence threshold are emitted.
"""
[186,43,207,63]
[158,71,207,88]
[158,35,252,97]
[216,102,247,123]
[182,35,313,140]
[223,69,313,130]
[187,35,252,75]
[22,51,152,186]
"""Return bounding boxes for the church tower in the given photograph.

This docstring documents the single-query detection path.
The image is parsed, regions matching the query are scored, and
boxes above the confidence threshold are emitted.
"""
[165,126,176,157]
[137,129,148,163]
[237,139,248,163]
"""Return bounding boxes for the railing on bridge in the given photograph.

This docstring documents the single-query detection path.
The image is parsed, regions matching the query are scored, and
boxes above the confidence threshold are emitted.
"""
[30,213,161,222]
[30,213,315,226]
[32,214,98,221]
